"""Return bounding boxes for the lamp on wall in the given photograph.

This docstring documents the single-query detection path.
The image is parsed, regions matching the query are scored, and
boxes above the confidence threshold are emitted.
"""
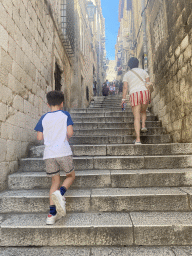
[117,51,121,59]
[87,1,96,21]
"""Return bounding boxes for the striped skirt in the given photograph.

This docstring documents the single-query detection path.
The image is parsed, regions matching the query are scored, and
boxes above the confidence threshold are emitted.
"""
[130,90,151,107]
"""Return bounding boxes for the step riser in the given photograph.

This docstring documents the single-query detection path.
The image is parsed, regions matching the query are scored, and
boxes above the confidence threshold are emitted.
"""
[1,247,192,255]
[71,113,152,118]
[73,117,157,122]
[19,155,192,171]
[106,144,192,157]
[8,173,112,190]
[1,217,192,246]
[92,156,192,170]
[0,226,132,246]
[74,128,165,136]
[29,144,192,158]
[73,144,192,157]
[1,194,190,213]
[69,135,172,145]
[8,171,192,190]
[133,226,192,246]
[90,106,130,108]
[71,109,133,113]
[73,122,161,129]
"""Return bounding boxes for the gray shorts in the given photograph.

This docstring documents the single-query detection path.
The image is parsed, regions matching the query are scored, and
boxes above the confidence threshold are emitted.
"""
[45,155,74,177]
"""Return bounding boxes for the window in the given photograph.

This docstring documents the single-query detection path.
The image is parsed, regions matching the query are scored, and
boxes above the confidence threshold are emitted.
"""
[86,86,89,101]
[153,6,165,50]
[61,0,75,54]
[61,0,67,37]
[54,63,62,91]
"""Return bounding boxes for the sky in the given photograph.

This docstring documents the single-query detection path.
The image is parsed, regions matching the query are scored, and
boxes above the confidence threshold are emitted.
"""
[100,0,119,60]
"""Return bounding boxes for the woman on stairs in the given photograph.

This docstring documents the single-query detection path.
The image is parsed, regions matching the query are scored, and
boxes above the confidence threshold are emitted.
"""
[122,57,152,144]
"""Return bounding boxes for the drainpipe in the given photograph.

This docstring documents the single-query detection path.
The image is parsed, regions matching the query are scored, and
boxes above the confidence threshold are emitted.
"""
[141,0,148,71]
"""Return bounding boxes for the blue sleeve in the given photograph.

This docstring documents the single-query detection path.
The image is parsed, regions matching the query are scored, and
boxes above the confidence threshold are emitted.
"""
[62,111,74,126]
[34,114,46,132]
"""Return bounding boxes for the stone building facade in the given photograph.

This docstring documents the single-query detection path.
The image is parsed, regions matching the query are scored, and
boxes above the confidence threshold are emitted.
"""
[145,0,192,143]
[106,60,116,82]
[115,0,133,80]
[90,0,106,95]
[0,0,106,191]
[117,0,192,143]
[73,0,106,103]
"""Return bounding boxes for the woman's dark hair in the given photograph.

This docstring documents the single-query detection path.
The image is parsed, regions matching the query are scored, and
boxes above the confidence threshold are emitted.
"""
[46,90,64,106]
[128,57,139,69]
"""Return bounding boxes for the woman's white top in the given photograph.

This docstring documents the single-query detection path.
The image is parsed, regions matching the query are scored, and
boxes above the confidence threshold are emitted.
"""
[123,68,149,95]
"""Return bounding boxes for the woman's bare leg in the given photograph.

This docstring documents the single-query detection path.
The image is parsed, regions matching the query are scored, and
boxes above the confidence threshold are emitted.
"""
[141,104,148,129]
[132,104,141,142]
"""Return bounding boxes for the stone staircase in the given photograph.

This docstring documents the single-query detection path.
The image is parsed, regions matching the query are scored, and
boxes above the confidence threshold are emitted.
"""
[1,95,192,255]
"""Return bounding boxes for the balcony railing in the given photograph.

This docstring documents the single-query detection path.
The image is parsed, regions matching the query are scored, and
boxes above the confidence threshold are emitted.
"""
[61,0,75,56]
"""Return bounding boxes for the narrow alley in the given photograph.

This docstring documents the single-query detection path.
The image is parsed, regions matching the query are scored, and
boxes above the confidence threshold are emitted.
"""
[1,95,192,255]
[0,0,192,254]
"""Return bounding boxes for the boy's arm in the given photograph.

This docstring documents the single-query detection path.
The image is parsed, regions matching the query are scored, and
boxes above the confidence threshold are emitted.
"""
[34,114,45,140]
[37,131,43,140]
[67,125,73,140]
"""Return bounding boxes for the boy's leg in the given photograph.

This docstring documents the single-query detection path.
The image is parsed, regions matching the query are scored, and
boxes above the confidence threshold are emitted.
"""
[50,174,60,205]
[45,158,61,224]
[61,170,75,191]
[51,156,75,216]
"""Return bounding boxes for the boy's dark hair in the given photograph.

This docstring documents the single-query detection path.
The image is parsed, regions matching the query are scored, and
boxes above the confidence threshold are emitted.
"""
[128,57,139,69]
[46,90,64,106]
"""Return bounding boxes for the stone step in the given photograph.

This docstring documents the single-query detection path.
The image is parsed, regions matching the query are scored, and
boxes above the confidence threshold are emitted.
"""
[1,187,191,213]
[94,105,127,108]
[70,134,172,144]
[29,143,192,158]
[1,212,192,246]
[101,103,127,105]
[1,246,192,255]
[73,121,161,129]
[92,99,122,102]
[19,155,192,172]
[71,108,133,113]
[8,169,192,190]
[72,116,158,122]
[74,127,165,136]
[91,102,123,105]
[71,112,153,118]
[90,106,126,109]
[73,143,192,156]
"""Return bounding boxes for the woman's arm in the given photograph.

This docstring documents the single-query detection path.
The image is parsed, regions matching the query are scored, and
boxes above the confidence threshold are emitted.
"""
[146,77,150,83]
[122,81,128,101]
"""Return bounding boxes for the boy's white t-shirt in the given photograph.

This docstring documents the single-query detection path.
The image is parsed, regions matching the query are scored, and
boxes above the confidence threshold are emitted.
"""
[34,110,73,160]
[123,68,149,95]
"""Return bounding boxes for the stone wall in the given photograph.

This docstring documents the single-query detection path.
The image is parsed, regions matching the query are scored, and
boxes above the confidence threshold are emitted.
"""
[0,0,73,191]
[146,0,192,143]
